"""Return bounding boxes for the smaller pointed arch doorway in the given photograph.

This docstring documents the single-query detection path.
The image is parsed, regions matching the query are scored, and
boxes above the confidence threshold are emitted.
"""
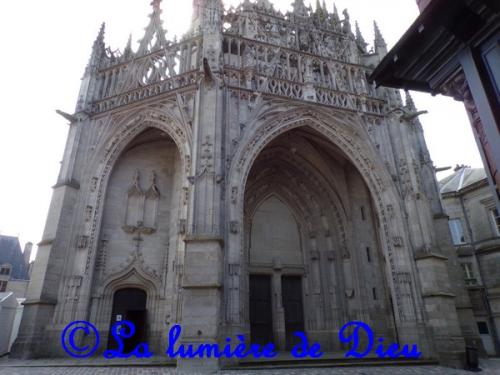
[248,195,305,350]
[108,288,148,352]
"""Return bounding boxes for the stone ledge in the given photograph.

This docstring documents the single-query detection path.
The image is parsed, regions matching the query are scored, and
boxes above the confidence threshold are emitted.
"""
[184,235,224,246]
[433,213,449,220]
[182,283,222,289]
[22,298,58,306]
[37,238,55,246]
[52,179,81,190]
[475,237,500,253]
[422,292,456,299]
[414,252,448,261]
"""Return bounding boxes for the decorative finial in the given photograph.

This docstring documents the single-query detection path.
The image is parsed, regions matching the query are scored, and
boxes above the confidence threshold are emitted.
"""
[151,0,162,13]
[123,34,133,58]
[92,23,105,50]
[374,21,387,53]
[97,22,105,40]
[137,0,168,54]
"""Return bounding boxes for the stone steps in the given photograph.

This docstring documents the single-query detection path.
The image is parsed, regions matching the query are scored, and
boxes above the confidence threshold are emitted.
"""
[228,356,438,370]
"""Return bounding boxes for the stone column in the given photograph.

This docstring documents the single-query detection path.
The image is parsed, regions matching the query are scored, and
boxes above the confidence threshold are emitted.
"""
[11,118,84,358]
[271,260,286,350]
[177,12,225,367]
[387,112,468,367]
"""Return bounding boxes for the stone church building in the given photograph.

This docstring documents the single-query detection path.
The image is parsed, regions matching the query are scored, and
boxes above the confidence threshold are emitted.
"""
[12,0,484,370]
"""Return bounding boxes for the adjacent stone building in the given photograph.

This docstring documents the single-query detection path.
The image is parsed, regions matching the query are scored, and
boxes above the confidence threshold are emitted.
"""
[440,166,500,356]
[0,235,32,298]
[0,236,32,356]
[11,0,485,371]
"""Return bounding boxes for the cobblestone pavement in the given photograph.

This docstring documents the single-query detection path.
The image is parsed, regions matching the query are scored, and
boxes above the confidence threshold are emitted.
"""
[0,358,499,374]
[0,359,500,375]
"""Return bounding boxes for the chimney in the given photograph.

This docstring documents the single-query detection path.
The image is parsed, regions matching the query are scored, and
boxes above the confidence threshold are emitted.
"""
[23,242,33,265]
[416,0,432,12]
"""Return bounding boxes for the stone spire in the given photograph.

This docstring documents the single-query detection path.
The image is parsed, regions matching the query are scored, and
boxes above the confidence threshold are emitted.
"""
[87,23,105,68]
[292,0,309,17]
[78,23,106,112]
[332,3,340,23]
[355,21,368,52]
[373,21,387,55]
[94,23,105,51]
[315,0,326,21]
[123,34,134,59]
[137,0,169,55]
[82,24,104,89]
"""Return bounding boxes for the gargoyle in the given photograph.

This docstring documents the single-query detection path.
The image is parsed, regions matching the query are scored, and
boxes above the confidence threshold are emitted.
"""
[400,110,428,121]
[56,110,77,123]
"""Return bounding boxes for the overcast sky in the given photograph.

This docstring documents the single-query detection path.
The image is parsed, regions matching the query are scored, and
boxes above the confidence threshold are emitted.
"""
[0,0,483,257]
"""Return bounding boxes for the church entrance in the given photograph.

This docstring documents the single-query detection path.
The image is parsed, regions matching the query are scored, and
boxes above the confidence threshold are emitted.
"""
[282,275,305,350]
[108,288,147,352]
[244,127,398,352]
[249,275,274,345]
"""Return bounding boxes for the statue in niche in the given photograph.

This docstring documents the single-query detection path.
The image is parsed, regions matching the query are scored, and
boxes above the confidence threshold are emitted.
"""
[122,170,160,235]
[144,172,160,231]
[325,62,338,90]
[124,170,144,232]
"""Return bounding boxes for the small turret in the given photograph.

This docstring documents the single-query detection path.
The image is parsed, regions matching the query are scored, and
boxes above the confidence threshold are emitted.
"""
[192,0,224,33]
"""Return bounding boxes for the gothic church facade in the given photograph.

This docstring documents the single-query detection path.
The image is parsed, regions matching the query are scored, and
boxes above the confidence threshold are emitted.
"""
[13,0,482,370]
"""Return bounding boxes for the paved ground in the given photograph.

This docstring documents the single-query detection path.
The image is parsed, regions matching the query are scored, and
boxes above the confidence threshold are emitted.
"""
[0,359,499,374]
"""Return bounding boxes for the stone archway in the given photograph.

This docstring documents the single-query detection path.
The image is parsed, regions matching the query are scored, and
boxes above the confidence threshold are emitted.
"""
[71,107,191,353]
[241,126,398,351]
[226,106,429,355]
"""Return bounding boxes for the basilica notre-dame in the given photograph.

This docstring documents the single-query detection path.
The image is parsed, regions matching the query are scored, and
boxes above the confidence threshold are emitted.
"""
[12,0,483,371]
